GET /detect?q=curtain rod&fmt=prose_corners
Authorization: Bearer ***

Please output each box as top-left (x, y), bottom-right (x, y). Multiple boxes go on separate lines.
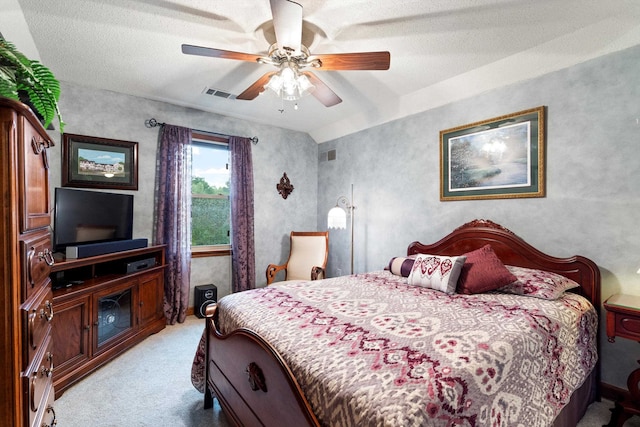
top-left (144, 118), bottom-right (258, 145)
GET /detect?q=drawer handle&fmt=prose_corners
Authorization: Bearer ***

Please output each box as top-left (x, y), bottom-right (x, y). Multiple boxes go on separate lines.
top-left (41, 352), bottom-right (54, 377)
top-left (29, 311), bottom-right (37, 349)
top-left (31, 137), bottom-right (51, 169)
top-left (28, 301), bottom-right (54, 349)
top-left (28, 246), bottom-right (36, 287)
top-left (30, 372), bottom-right (38, 412)
top-left (28, 248), bottom-right (54, 288)
top-left (31, 137), bottom-right (52, 154)
top-left (31, 353), bottom-right (55, 412)
top-left (40, 300), bottom-right (54, 322)
top-left (42, 405), bottom-right (57, 427)
top-left (39, 249), bottom-right (55, 267)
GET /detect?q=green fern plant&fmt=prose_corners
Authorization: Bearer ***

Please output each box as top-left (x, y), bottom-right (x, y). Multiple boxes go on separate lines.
top-left (0, 37), bottom-right (64, 131)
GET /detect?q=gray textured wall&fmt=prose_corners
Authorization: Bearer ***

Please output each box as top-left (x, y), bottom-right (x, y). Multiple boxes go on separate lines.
top-left (47, 82), bottom-right (319, 306)
top-left (317, 44), bottom-right (640, 390)
top-left (45, 42), bottom-right (639, 391)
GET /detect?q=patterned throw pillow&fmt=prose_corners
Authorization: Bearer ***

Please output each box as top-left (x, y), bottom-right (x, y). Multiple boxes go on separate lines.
top-left (387, 256), bottom-right (416, 277)
top-left (407, 254), bottom-right (466, 293)
top-left (456, 244), bottom-right (517, 294)
top-left (499, 265), bottom-right (580, 300)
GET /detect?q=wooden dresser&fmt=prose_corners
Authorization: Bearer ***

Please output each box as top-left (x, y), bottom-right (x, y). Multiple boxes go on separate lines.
top-left (0, 98), bottom-right (57, 427)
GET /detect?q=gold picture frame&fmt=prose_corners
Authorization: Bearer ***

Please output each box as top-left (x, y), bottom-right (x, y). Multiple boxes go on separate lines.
top-left (440, 106), bottom-right (545, 201)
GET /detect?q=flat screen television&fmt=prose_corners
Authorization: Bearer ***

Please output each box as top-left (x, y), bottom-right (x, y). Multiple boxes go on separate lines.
top-left (53, 187), bottom-right (134, 252)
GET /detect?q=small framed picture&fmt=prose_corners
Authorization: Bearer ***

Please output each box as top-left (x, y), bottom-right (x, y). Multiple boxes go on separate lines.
top-left (62, 133), bottom-right (138, 190)
top-left (440, 106), bottom-right (545, 201)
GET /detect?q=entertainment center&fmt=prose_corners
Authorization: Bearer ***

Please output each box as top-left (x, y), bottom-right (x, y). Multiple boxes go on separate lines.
top-left (50, 245), bottom-right (166, 397)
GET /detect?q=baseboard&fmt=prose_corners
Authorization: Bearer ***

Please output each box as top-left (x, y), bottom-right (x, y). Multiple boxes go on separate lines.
top-left (600, 381), bottom-right (628, 402)
top-left (186, 306), bottom-right (194, 316)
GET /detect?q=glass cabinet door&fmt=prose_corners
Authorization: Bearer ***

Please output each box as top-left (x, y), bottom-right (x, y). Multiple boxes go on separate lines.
top-left (93, 283), bottom-right (136, 351)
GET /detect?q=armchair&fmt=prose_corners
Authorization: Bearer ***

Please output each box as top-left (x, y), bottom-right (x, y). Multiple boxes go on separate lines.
top-left (266, 231), bottom-right (329, 285)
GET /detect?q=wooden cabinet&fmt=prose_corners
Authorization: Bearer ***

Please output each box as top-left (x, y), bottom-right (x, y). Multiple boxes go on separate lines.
top-left (138, 272), bottom-right (164, 329)
top-left (0, 98), bottom-right (56, 427)
top-left (604, 294), bottom-right (640, 426)
top-left (50, 246), bottom-right (166, 397)
top-left (19, 115), bottom-right (53, 231)
top-left (50, 294), bottom-right (91, 384)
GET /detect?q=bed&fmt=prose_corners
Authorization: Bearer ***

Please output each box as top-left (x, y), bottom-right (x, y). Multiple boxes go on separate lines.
top-left (191, 219), bottom-right (600, 427)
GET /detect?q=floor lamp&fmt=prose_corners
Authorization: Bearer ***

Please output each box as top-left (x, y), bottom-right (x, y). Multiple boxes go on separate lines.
top-left (327, 184), bottom-right (356, 275)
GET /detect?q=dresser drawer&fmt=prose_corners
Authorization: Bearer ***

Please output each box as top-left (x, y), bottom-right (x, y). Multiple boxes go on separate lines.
top-left (21, 232), bottom-right (54, 301)
top-left (34, 387), bottom-right (56, 427)
top-left (23, 335), bottom-right (54, 427)
top-left (22, 284), bottom-right (54, 369)
top-left (611, 311), bottom-right (640, 341)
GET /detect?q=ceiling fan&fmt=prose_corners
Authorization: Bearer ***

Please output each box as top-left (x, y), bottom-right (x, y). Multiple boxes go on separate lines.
top-left (181, 0), bottom-right (390, 107)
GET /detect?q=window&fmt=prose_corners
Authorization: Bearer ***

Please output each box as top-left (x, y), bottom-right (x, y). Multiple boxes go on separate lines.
top-left (191, 132), bottom-right (230, 256)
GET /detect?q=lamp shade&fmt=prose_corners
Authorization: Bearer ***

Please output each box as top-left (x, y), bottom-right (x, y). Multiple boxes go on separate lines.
top-left (327, 206), bottom-right (347, 229)
top-left (264, 64), bottom-right (315, 101)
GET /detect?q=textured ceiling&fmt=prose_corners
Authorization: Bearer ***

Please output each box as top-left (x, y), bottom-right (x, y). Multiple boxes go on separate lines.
top-left (2, 0), bottom-right (640, 142)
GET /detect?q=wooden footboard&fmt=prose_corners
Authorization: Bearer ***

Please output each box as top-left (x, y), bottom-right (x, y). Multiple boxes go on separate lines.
top-left (205, 305), bottom-right (320, 427)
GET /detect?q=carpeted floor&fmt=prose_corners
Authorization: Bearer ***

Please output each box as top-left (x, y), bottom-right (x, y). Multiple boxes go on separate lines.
top-left (54, 315), bottom-right (229, 427)
top-left (54, 315), bottom-right (639, 427)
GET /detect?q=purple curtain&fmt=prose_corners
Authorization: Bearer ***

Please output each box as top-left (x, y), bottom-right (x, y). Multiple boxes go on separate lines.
top-left (153, 124), bottom-right (192, 324)
top-left (229, 136), bottom-right (255, 292)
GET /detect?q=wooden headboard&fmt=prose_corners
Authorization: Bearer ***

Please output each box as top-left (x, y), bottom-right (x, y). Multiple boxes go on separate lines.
top-left (407, 219), bottom-right (601, 308)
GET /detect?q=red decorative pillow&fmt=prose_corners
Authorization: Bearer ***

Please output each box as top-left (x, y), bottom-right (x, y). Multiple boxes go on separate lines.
top-left (456, 244), bottom-right (517, 294)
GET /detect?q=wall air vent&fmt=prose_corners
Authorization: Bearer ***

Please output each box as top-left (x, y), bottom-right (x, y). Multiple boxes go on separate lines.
top-left (202, 87), bottom-right (236, 99)
top-left (318, 149), bottom-right (337, 163)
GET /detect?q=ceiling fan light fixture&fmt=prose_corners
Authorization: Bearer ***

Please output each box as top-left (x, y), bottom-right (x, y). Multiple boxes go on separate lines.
top-left (264, 63), bottom-right (314, 101)
top-left (297, 73), bottom-right (313, 92)
top-left (265, 73), bottom-right (283, 93)
top-left (281, 67), bottom-right (297, 97)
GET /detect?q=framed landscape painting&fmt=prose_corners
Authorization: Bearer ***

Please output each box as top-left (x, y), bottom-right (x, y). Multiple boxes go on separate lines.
top-left (62, 133), bottom-right (138, 190)
top-left (440, 106), bottom-right (545, 201)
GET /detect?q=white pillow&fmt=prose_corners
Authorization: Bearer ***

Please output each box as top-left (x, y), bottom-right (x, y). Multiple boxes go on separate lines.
top-left (407, 254), bottom-right (467, 294)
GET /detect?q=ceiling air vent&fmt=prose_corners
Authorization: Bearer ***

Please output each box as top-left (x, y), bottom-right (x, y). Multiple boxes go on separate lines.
top-left (202, 87), bottom-right (236, 99)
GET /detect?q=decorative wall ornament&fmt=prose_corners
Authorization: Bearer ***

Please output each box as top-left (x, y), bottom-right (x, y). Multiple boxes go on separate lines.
top-left (277, 172), bottom-right (294, 199)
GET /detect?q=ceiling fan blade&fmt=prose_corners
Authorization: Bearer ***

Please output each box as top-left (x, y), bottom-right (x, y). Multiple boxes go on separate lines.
top-left (270, 0), bottom-right (302, 54)
top-left (181, 44), bottom-right (263, 62)
top-left (312, 51), bottom-right (390, 70)
top-left (303, 72), bottom-right (342, 107)
top-left (236, 72), bottom-right (277, 100)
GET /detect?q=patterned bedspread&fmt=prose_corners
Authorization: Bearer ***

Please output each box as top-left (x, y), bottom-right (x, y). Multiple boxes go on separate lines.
top-left (191, 271), bottom-right (598, 427)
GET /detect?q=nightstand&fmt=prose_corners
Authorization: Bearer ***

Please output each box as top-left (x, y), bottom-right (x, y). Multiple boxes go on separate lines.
top-left (604, 293), bottom-right (640, 426)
